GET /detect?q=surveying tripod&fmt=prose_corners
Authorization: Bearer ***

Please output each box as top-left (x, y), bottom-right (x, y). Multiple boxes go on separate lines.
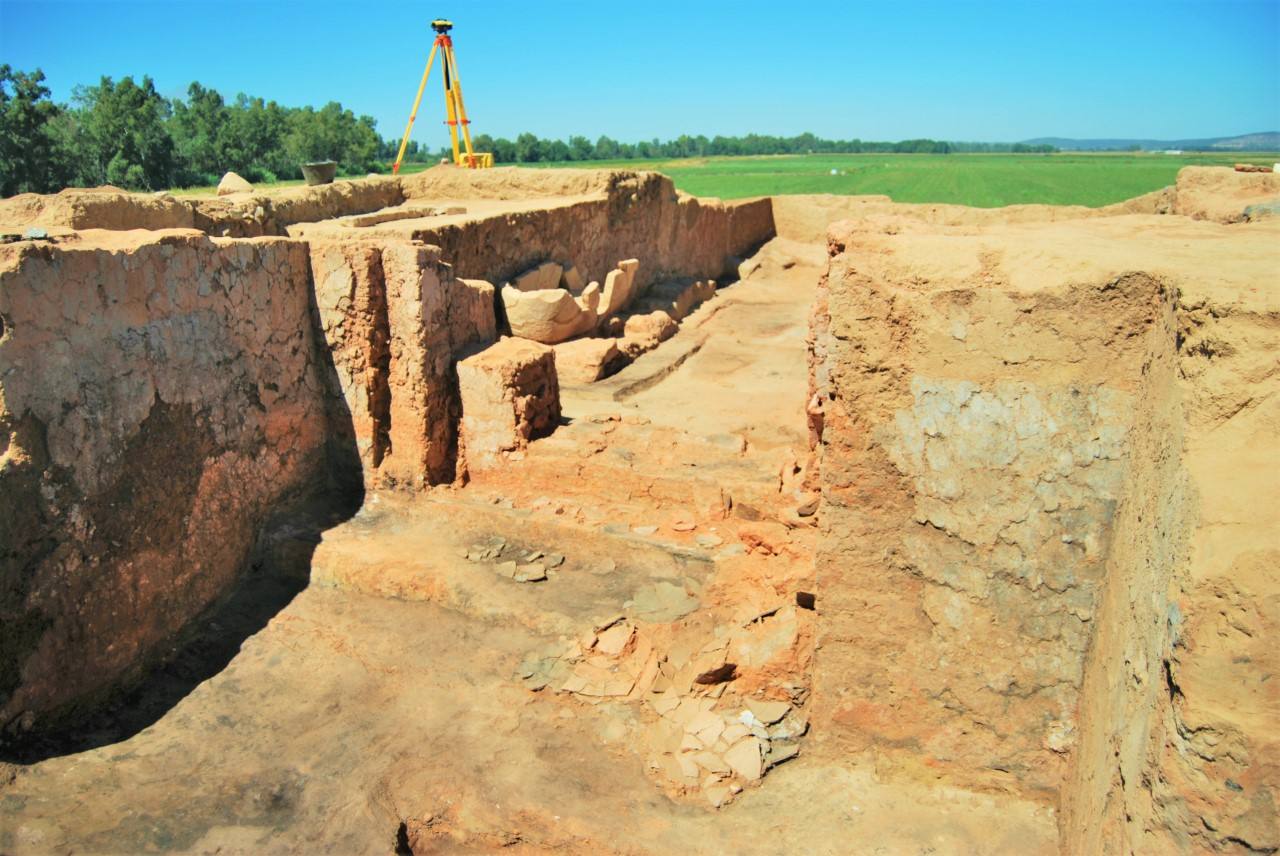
top-left (392, 19), bottom-right (493, 173)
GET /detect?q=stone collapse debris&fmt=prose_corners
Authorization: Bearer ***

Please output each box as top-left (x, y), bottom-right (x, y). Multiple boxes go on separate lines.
top-left (536, 608), bottom-right (809, 808)
top-left (500, 258), bottom-right (641, 344)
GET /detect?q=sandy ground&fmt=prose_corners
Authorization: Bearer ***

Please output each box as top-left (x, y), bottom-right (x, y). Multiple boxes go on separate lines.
top-left (0, 239), bottom-right (1057, 855)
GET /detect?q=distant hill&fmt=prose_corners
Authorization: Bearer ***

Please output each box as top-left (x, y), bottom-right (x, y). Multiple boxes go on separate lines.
top-left (1021, 132), bottom-right (1280, 152)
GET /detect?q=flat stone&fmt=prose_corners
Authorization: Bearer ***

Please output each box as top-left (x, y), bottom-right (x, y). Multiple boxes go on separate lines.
top-left (669, 698), bottom-right (703, 727)
top-left (744, 698), bottom-right (792, 726)
top-left (695, 719), bottom-right (726, 747)
top-left (495, 560), bottom-right (518, 578)
top-left (723, 737), bottom-right (764, 781)
top-left (630, 581), bottom-right (700, 621)
top-left (676, 754), bottom-right (701, 780)
top-left (651, 691), bottom-right (680, 717)
top-left (764, 742), bottom-right (800, 769)
top-left (684, 710), bottom-right (723, 739)
top-left (514, 563), bottom-right (547, 582)
top-left (691, 751), bottom-right (730, 775)
top-left (768, 715), bottom-right (809, 741)
top-left (695, 533), bottom-right (723, 548)
top-left (594, 623), bottom-right (633, 656)
top-left (544, 553), bottom-right (565, 568)
top-left (554, 337), bottom-right (622, 384)
top-left (594, 615), bottom-right (627, 633)
top-left (704, 784), bottom-right (732, 808)
top-left (632, 525), bottom-right (658, 536)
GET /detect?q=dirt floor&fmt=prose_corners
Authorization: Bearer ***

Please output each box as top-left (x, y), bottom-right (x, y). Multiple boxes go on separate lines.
top-left (0, 236), bottom-right (1056, 855)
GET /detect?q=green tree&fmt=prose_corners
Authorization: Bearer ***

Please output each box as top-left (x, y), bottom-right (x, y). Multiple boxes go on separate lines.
top-left (222, 94), bottom-right (292, 179)
top-left (285, 102), bottom-right (380, 174)
top-left (70, 75), bottom-right (176, 190)
top-left (0, 66), bottom-right (70, 195)
top-left (568, 135), bottom-right (593, 161)
top-left (168, 82), bottom-right (228, 184)
top-left (594, 135), bottom-right (619, 159)
top-left (514, 132), bottom-right (543, 163)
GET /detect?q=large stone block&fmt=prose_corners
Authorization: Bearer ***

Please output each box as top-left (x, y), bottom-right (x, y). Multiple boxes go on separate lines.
top-left (501, 281), bottom-right (599, 344)
top-left (553, 336), bottom-right (623, 384)
top-left (457, 338), bottom-right (560, 470)
top-left (511, 260), bottom-right (563, 292)
top-left (598, 258), bottom-right (640, 321)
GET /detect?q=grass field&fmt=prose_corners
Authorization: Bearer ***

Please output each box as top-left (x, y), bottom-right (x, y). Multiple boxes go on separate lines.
top-left (170, 152), bottom-right (1277, 208)
top-left (526, 151), bottom-right (1279, 207)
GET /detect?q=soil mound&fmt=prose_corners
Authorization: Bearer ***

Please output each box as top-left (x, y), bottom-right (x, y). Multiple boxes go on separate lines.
top-left (400, 164), bottom-right (664, 201)
top-left (1173, 165), bottom-right (1280, 222)
top-left (771, 187), bottom-right (1176, 243)
top-left (0, 185), bottom-right (195, 231)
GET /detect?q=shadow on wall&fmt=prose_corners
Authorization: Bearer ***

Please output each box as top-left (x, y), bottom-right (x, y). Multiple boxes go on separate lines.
top-left (0, 286), bottom-right (366, 765)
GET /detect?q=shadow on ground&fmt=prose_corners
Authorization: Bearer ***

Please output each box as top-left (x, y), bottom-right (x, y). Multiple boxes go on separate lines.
top-left (0, 286), bottom-right (367, 765)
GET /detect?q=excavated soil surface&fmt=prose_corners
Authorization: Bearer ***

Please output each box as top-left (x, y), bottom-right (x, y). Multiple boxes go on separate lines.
top-left (2, 165), bottom-right (1277, 855)
top-left (0, 239), bottom-right (1057, 855)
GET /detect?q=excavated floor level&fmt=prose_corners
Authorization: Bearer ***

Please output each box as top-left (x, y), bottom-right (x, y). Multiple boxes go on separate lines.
top-left (0, 238), bottom-right (1058, 855)
top-left (2, 165), bottom-right (1278, 855)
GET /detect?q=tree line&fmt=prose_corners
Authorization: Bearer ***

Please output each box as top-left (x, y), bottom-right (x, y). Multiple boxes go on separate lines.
top-left (468, 133), bottom-right (1055, 163)
top-left (0, 67), bottom-right (406, 195)
top-left (0, 66), bottom-right (1057, 197)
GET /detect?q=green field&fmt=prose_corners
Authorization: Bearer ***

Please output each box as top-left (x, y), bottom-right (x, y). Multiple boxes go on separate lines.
top-left (525, 152), bottom-right (1278, 207)
top-left (170, 152), bottom-right (1277, 208)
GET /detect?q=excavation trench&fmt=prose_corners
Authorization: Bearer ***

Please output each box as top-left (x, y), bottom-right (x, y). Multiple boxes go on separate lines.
top-left (0, 166), bottom-right (1276, 854)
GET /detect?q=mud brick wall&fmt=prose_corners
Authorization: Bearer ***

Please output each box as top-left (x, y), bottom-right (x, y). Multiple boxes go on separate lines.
top-left (0, 233), bottom-right (333, 737)
top-left (405, 174), bottom-right (776, 292)
top-left (1064, 272), bottom-right (1280, 854)
top-left (309, 240), bottom-right (496, 491)
top-left (809, 223), bottom-right (1164, 801)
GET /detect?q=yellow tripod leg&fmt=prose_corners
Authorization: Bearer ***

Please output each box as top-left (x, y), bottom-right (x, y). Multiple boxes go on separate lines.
top-left (393, 40), bottom-right (440, 174)
top-left (442, 44), bottom-right (462, 165)
top-left (444, 45), bottom-right (478, 167)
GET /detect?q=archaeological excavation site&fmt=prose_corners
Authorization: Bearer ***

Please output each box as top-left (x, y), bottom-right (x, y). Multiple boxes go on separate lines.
top-left (0, 164), bottom-right (1277, 855)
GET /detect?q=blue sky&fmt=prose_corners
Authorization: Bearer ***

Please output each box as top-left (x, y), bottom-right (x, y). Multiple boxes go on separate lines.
top-left (2, 0), bottom-right (1277, 144)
